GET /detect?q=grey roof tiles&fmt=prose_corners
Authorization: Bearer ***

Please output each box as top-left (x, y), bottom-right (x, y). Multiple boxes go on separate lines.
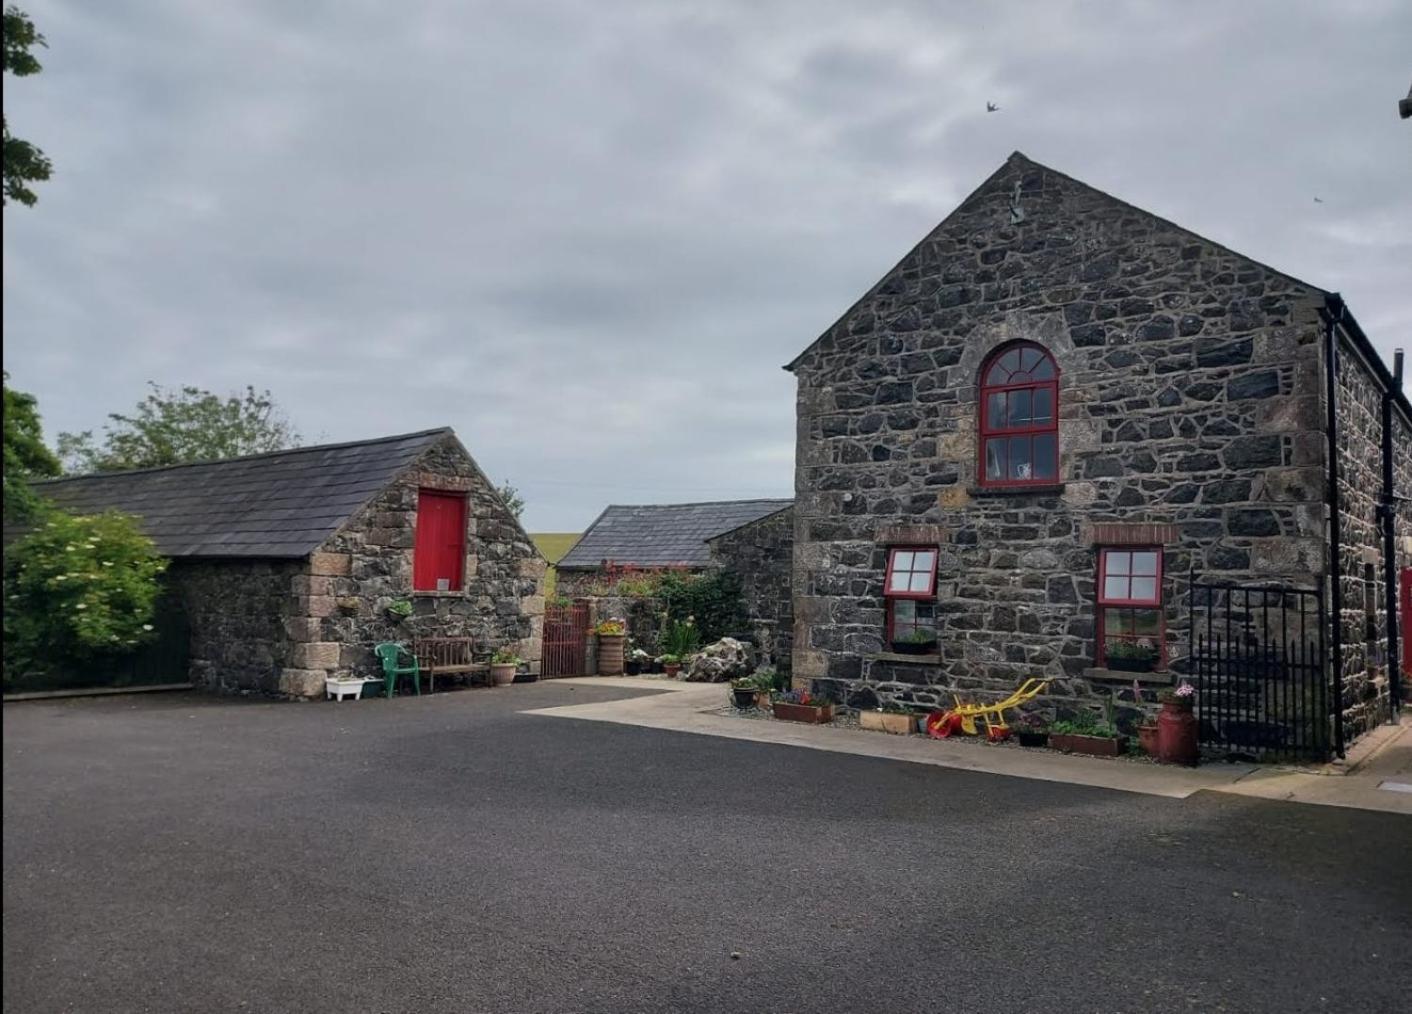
top-left (558, 499), bottom-right (793, 570)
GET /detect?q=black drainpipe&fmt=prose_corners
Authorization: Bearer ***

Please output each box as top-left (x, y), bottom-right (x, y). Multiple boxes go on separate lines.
top-left (1322, 295), bottom-right (1346, 759)
top-left (1382, 348), bottom-right (1405, 715)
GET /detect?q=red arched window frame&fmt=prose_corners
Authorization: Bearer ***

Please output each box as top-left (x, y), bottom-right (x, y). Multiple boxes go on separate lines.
top-left (978, 342), bottom-right (1060, 487)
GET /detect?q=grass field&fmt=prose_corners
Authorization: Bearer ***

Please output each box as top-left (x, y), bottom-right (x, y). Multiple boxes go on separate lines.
top-left (530, 533), bottom-right (581, 596)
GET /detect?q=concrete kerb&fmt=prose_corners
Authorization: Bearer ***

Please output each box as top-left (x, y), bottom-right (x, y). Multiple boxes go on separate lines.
top-left (520, 677), bottom-right (1262, 801)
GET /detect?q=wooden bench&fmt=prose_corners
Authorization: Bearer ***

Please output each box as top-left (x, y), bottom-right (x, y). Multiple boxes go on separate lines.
top-left (412, 637), bottom-right (489, 693)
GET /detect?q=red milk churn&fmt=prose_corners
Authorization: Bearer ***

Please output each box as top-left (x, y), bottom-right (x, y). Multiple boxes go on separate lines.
top-left (1157, 699), bottom-right (1198, 766)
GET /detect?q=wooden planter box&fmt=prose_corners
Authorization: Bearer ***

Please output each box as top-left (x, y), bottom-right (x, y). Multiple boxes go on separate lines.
top-left (772, 702), bottom-right (834, 724)
top-left (1049, 732), bottom-right (1126, 757)
top-left (859, 710), bottom-right (913, 735)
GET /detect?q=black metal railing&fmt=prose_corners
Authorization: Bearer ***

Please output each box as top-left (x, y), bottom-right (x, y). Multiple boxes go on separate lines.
top-left (1186, 578), bottom-right (1330, 762)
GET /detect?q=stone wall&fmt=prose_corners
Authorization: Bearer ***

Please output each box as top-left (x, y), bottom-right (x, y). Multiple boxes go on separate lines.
top-left (167, 558), bottom-right (303, 694)
top-left (1330, 331), bottom-right (1412, 740)
top-left (286, 433), bottom-right (545, 693)
top-left (707, 507), bottom-right (795, 673)
top-left (789, 153), bottom-right (1333, 728)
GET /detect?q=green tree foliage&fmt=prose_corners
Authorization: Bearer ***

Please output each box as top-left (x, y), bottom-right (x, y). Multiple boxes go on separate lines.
top-left (2, 371), bottom-right (61, 521)
top-left (653, 569), bottom-right (746, 644)
top-left (497, 479), bottom-right (526, 520)
top-left (3, 510), bottom-right (168, 679)
top-left (58, 383), bottom-right (300, 473)
top-left (3, 5), bottom-right (52, 207)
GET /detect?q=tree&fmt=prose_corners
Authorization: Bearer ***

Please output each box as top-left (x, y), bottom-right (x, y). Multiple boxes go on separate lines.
top-left (3, 5), bottom-right (52, 207)
top-left (58, 383), bottom-right (300, 473)
top-left (3, 371), bottom-right (61, 521)
top-left (497, 479), bottom-right (525, 520)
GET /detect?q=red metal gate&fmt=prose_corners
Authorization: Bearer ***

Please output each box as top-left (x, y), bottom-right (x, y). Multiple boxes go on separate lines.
top-left (543, 599), bottom-right (589, 677)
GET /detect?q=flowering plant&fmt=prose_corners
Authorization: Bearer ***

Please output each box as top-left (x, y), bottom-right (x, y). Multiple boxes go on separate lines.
top-left (595, 619), bottom-right (626, 637)
top-left (1159, 681), bottom-right (1196, 706)
top-left (772, 689), bottom-right (829, 708)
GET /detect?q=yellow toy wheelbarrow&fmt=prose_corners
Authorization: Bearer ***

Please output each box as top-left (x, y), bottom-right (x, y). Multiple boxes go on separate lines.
top-left (926, 677), bottom-right (1049, 742)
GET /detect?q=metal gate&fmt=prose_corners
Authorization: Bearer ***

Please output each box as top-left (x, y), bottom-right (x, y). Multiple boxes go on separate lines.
top-left (542, 599), bottom-right (589, 677)
top-left (1187, 578), bottom-right (1329, 762)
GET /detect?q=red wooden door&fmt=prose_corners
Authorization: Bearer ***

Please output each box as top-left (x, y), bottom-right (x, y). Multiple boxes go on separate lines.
top-left (413, 490), bottom-right (466, 592)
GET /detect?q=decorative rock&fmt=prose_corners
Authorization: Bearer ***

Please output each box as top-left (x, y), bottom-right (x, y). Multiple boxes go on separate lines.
top-left (683, 638), bottom-right (756, 683)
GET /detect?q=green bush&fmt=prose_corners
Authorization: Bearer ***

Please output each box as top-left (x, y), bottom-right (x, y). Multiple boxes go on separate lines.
top-left (654, 569), bottom-right (745, 643)
top-left (3, 509), bottom-right (167, 678)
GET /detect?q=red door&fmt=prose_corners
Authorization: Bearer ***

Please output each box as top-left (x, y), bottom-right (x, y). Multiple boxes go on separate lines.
top-left (412, 490), bottom-right (466, 592)
top-left (1402, 568), bottom-right (1411, 677)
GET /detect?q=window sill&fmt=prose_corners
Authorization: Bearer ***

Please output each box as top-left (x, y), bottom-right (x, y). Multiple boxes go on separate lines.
top-left (411, 589), bottom-right (470, 599)
top-left (867, 651), bottom-right (942, 664)
top-left (1082, 668), bottom-right (1172, 685)
top-left (966, 483), bottom-right (1066, 497)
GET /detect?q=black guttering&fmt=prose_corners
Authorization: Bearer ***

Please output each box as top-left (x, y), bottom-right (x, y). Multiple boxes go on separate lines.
top-left (1381, 348), bottom-right (1406, 712)
top-left (1320, 299), bottom-right (1347, 758)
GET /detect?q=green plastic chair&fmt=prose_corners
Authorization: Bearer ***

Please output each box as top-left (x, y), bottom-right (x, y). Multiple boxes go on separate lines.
top-left (373, 642), bottom-right (420, 698)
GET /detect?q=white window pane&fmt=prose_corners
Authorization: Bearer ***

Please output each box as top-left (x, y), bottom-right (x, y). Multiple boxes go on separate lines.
top-left (913, 550), bottom-right (936, 571)
top-left (888, 570), bottom-right (911, 593)
top-left (1106, 551), bottom-right (1131, 575)
top-left (1130, 577), bottom-right (1158, 601)
top-left (1131, 551), bottom-right (1159, 576)
top-left (892, 550), bottom-right (913, 571)
top-left (909, 571), bottom-right (932, 592)
top-left (1104, 575), bottom-right (1129, 600)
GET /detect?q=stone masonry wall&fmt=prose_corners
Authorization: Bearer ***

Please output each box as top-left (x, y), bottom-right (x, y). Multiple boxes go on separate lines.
top-left (278, 434), bottom-right (545, 695)
top-left (1330, 332), bottom-right (1412, 740)
top-left (167, 558), bottom-right (304, 694)
top-left (708, 507), bottom-right (795, 673)
top-left (790, 153), bottom-right (1332, 731)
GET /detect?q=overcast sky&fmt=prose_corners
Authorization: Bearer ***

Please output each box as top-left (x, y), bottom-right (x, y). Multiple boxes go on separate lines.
top-left (4, 1), bottom-right (1409, 531)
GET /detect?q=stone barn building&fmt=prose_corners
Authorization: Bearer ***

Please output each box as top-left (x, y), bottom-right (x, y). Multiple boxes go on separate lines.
top-left (787, 152), bottom-right (1410, 758)
top-left (31, 428), bottom-right (545, 697)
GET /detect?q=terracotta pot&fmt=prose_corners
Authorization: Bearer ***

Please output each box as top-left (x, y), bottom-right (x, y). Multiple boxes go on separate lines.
top-left (772, 702), bottom-right (833, 724)
top-left (1157, 700), bottom-right (1198, 765)
top-left (1049, 733), bottom-right (1126, 757)
top-left (664, 663), bottom-right (681, 678)
top-left (1137, 724), bottom-right (1160, 756)
top-left (597, 634), bottom-right (625, 676)
top-left (489, 663), bottom-right (517, 687)
top-left (754, 690), bottom-right (771, 709)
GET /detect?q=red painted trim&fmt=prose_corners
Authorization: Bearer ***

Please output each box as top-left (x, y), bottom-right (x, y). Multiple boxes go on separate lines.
top-left (976, 341), bottom-right (1060, 488)
top-left (883, 546), bottom-right (938, 600)
top-left (1095, 547), bottom-right (1166, 668)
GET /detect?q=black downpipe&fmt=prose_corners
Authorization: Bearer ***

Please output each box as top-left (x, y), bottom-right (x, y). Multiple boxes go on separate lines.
top-left (1383, 348), bottom-right (1405, 714)
top-left (1323, 298), bottom-right (1346, 759)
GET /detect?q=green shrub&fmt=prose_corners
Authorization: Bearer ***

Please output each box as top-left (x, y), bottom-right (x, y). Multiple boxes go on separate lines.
top-left (3, 509), bottom-right (167, 678)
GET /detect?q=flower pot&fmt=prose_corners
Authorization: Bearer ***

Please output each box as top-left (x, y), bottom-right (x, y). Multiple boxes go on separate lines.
top-left (987, 726), bottom-right (1012, 743)
top-left (771, 702), bottom-right (834, 724)
top-left (860, 710), bottom-right (913, 735)
top-left (890, 640), bottom-right (938, 656)
top-left (625, 660), bottom-right (643, 676)
top-left (1136, 723), bottom-right (1160, 756)
top-left (731, 687), bottom-right (757, 710)
top-left (325, 677), bottom-right (370, 702)
top-left (1049, 732), bottom-right (1126, 757)
top-left (489, 663), bottom-right (517, 687)
top-left (1104, 656), bottom-right (1157, 673)
top-left (1156, 700), bottom-right (1198, 766)
top-left (597, 634), bottom-right (625, 676)
top-left (664, 663), bottom-right (681, 678)
top-left (1016, 730), bottom-right (1049, 748)
top-left (754, 690), bottom-right (772, 709)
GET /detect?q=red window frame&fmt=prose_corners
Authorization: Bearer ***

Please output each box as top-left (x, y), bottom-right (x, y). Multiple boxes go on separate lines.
top-left (412, 489), bottom-right (467, 592)
top-left (978, 341), bottom-right (1060, 488)
top-left (884, 547), bottom-right (939, 645)
top-left (1096, 547), bottom-right (1165, 668)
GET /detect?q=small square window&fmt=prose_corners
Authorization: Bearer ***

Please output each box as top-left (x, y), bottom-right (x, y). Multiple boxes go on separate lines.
top-left (884, 546), bottom-right (938, 600)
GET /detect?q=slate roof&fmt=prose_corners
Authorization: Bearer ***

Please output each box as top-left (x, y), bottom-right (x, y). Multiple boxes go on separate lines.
top-left (21, 429), bottom-right (451, 559)
top-left (557, 499), bottom-right (794, 570)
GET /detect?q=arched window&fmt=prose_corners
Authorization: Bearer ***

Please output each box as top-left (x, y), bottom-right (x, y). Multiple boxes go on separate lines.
top-left (979, 342), bottom-right (1059, 486)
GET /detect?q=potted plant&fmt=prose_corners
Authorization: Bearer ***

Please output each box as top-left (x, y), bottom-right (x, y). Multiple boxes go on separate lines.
top-left (751, 670), bottom-right (783, 708)
top-left (385, 598), bottom-right (413, 623)
top-left (1155, 682), bottom-right (1198, 765)
top-left (625, 647), bottom-right (650, 676)
top-left (892, 628), bottom-right (939, 655)
top-left (596, 619), bottom-right (626, 675)
top-left (730, 676), bottom-right (758, 710)
top-left (660, 653), bottom-right (682, 678)
top-left (1015, 713), bottom-right (1050, 748)
top-left (859, 700), bottom-right (914, 735)
top-left (489, 647), bottom-right (521, 687)
top-left (1048, 710), bottom-right (1126, 757)
top-left (1104, 638), bottom-right (1160, 673)
top-left (770, 689), bottom-right (834, 724)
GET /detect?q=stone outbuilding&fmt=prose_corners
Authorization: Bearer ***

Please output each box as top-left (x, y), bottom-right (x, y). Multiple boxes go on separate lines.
top-left (787, 152), bottom-right (1410, 758)
top-left (32, 428), bottom-right (545, 696)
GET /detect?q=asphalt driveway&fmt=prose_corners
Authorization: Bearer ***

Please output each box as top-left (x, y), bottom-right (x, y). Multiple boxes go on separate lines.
top-left (4, 682), bottom-right (1409, 1013)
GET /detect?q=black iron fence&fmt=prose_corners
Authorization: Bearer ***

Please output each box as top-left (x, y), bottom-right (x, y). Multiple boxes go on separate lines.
top-left (1186, 578), bottom-right (1330, 762)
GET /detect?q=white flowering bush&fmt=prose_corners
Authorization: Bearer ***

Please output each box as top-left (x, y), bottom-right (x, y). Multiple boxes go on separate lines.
top-left (3, 509), bottom-right (167, 678)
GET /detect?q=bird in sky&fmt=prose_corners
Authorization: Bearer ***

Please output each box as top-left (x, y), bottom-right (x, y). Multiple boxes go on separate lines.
top-left (1314, 196), bottom-right (1324, 203)
top-left (986, 101), bottom-right (1000, 112)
